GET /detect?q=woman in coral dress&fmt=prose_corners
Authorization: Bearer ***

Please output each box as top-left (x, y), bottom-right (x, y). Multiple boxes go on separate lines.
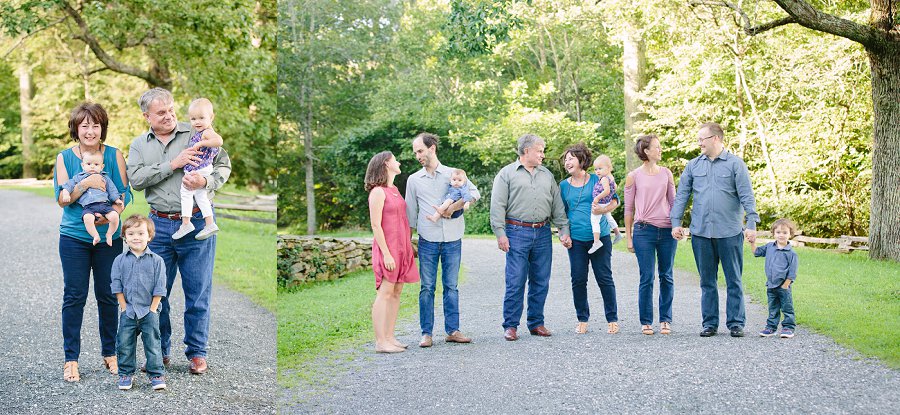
top-left (366, 151), bottom-right (419, 353)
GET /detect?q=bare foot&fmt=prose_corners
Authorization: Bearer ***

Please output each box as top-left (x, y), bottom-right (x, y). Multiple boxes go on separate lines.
top-left (374, 343), bottom-right (405, 354)
top-left (106, 235), bottom-right (114, 246)
top-left (390, 338), bottom-right (408, 349)
top-left (426, 214), bottom-right (440, 223)
top-left (92, 236), bottom-right (100, 246)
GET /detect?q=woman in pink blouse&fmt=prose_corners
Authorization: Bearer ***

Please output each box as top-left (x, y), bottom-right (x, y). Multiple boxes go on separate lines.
top-left (624, 134), bottom-right (677, 335)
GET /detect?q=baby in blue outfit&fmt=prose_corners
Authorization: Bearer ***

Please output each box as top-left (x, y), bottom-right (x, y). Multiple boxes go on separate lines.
top-left (426, 169), bottom-right (474, 222)
top-left (59, 150), bottom-right (123, 246)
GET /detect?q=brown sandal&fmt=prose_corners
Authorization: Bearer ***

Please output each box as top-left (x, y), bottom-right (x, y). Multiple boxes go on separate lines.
top-left (103, 356), bottom-right (118, 375)
top-left (660, 322), bottom-right (671, 335)
top-left (63, 361), bottom-right (80, 382)
top-left (641, 324), bottom-right (654, 335)
top-left (575, 322), bottom-right (588, 334)
top-left (607, 322), bottom-right (619, 334)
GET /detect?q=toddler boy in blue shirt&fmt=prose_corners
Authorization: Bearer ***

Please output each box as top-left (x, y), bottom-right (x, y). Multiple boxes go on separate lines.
top-left (59, 150), bottom-right (123, 246)
top-left (751, 218), bottom-right (800, 339)
top-left (111, 214), bottom-right (168, 390)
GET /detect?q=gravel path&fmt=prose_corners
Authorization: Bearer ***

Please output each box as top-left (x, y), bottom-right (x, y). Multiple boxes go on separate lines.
top-left (285, 237), bottom-right (898, 414)
top-left (0, 189), bottom-right (276, 414)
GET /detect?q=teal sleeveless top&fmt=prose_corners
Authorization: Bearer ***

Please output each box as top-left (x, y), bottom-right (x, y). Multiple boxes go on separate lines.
top-left (53, 145), bottom-right (132, 243)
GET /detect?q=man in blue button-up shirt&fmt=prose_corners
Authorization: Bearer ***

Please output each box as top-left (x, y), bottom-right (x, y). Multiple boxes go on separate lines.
top-left (670, 122), bottom-right (759, 338)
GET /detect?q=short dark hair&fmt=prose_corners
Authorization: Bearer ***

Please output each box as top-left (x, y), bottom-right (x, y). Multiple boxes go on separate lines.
top-left (364, 151), bottom-right (394, 192)
top-left (699, 122), bottom-right (724, 140)
top-left (122, 214), bottom-right (155, 240)
top-left (561, 142), bottom-right (593, 171)
top-left (68, 102), bottom-right (109, 143)
top-left (415, 132), bottom-right (440, 151)
top-left (634, 134), bottom-right (658, 162)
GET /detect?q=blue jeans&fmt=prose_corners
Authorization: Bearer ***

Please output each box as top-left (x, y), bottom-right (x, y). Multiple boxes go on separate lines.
top-left (632, 223), bottom-right (677, 325)
top-left (149, 211), bottom-right (216, 359)
top-left (502, 224), bottom-right (553, 330)
top-left (567, 237), bottom-right (617, 323)
top-left (59, 234), bottom-right (122, 361)
top-left (417, 238), bottom-right (462, 336)
top-left (766, 286), bottom-right (795, 330)
top-left (116, 310), bottom-right (164, 377)
top-left (691, 233), bottom-right (746, 329)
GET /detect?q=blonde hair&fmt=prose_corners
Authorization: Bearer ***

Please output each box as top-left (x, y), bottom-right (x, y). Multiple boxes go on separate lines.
top-left (594, 155), bottom-right (613, 171)
top-left (122, 214), bottom-right (155, 240)
top-left (771, 218), bottom-right (797, 238)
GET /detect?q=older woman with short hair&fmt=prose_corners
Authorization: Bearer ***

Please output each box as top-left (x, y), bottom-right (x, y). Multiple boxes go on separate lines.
top-left (559, 143), bottom-right (619, 335)
top-left (54, 102), bottom-right (131, 381)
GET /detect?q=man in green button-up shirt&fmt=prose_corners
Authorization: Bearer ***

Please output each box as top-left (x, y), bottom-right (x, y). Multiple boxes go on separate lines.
top-left (126, 88), bottom-right (231, 375)
top-left (491, 134), bottom-right (570, 341)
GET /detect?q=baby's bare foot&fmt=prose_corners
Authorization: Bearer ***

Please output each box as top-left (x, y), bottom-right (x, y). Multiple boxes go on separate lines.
top-left (92, 236), bottom-right (100, 246)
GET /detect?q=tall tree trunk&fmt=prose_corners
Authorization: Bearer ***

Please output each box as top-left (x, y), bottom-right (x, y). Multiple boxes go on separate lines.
top-left (622, 25), bottom-right (645, 172)
top-left (17, 63), bottom-right (35, 179)
top-left (866, 47), bottom-right (900, 260)
top-left (304, 14), bottom-right (317, 235)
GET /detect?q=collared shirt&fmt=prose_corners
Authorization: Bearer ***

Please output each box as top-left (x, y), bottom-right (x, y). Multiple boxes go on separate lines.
top-left (110, 248), bottom-right (167, 319)
top-left (754, 242), bottom-right (799, 288)
top-left (126, 122), bottom-right (232, 212)
top-left (670, 150), bottom-right (759, 238)
top-left (406, 163), bottom-right (481, 243)
top-left (63, 171), bottom-right (120, 206)
top-left (490, 160), bottom-right (569, 238)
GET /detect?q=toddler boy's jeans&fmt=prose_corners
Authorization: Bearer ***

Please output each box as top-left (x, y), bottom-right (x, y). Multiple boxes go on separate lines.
top-left (117, 310), bottom-right (165, 378)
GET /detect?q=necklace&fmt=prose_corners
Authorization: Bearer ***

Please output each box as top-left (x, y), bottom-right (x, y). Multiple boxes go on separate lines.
top-left (75, 142), bottom-right (102, 158)
top-left (567, 172), bottom-right (588, 212)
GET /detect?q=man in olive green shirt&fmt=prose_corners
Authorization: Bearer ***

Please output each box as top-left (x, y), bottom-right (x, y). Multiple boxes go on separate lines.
top-left (491, 134), bottom-right (570, 341)
top-left (126, 88), bottom-right (231, 375)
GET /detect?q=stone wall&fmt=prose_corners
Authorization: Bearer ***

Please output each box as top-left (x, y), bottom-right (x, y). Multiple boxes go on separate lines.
top-left (277, 236), bottom-right (372, 288)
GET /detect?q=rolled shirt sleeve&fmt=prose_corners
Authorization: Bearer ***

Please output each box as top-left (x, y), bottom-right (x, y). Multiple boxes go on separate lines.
top-left (490, 167), bottom-right (511, 238)
top-left (110, 255), bottom-right (124, 294)
top-left (405, 175), bottom-right (418, 230)
top-left (153, 256), bottom-right (168, 298)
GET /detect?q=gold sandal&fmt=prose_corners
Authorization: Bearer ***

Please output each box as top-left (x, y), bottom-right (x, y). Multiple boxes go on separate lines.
top-left (607, 322), bottom-right (619, 334)
top-left (575, 322), bottom-right (588, 334)
top-left (103, 356), bottom-right (118, 375)
top-left (660, 322), bottom-right (671, 335)
top-left (641, 324), bottom-right (654, 335)
top-left (63, 361), bottom-right (80, 382)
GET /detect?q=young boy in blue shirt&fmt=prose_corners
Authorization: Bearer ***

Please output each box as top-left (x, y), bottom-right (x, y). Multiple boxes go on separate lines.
top-left (111, 214), bottom-right (168, 390)
top-left (751, 218), bottom-right (800, 339)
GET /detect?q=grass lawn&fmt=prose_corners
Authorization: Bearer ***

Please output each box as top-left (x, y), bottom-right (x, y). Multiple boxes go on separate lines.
top-left (6, 184), bottom-right (275, 312)
top-left (617, 240), bottom-right (900, 368)
top-left (277, 268), bottom-right (420, 386)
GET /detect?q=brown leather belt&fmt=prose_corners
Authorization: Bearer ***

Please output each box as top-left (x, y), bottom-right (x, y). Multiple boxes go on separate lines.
top-left (505, 219), bottom-right (548, 228)
top-left (150, 207), bottom-right (201, 221)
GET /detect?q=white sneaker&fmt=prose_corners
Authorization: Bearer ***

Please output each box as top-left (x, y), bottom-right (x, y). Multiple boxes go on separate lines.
top-left (588, 240), bottom-right (604, 254)
top-left (612, 233), bottom-right (624, 244)
top-left (172, 222), bottom-right (195, 240)
top-left (195, 223), bottom-right (219, 240)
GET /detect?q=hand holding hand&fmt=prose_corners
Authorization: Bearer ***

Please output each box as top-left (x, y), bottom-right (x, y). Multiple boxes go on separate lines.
top-left (560, 235), bottom-right (572, 249)
top-left (497, 236), bottom-right (510, 252)
top-left (671, 227), bottom-right (685, 241)
top-left (745, 229), bottom-right (757, 244)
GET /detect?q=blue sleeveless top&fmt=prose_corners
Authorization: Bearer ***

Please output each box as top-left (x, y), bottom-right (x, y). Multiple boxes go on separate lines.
top-left (53, 145), bottom-right (132, 243)
top-left (560, 174), bottom-right (613, 242)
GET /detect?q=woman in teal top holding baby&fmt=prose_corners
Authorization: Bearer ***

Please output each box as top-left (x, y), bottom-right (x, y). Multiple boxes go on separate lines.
top-left (53, 102), bottom-right (132, 382)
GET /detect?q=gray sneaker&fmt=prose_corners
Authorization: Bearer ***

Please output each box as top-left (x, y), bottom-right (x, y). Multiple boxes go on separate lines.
top-left (612, 233), bottom-right (624, 244)
top-left (195, 223), bottom-right (219, 240)
top-left (172, 222), bottom-right (195, 240)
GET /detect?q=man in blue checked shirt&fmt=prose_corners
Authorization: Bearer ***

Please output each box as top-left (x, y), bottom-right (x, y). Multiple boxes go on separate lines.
top-left (670, 122), bottom-right (759, 339)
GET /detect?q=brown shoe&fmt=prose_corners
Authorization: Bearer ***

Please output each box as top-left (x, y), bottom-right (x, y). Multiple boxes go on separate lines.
top-left (445, 331), bottom-right (472, 343)
top-left (189, 357), bottom-right (208, 375)
top-left (504, 327), bottom-right (518, 341)
top-left (529, 326), bottom-right (552, 337)
top-left (419, 334), bottom-right (433, 348)
top-left (140, 355), bottom-right (170, 373)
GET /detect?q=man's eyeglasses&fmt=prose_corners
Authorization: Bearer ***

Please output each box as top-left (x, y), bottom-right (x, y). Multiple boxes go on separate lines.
top-left (697, 135), bottom-right (717, 143)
